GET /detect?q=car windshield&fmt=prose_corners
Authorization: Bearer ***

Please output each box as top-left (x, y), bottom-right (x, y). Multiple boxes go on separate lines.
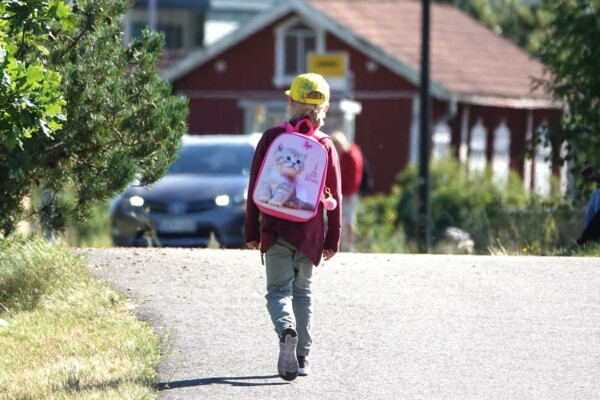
top-left (168, 142), bottom-right (255, 176)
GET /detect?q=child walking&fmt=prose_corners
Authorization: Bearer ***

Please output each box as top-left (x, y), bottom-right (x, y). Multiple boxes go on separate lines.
top-left (245, 73), bottom-right (342, 381)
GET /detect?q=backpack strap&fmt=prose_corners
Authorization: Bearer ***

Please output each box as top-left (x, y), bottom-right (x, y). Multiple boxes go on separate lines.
top-left (313, 129), bottom-right (329, 142)
top-left (278, 120), bottom-right (330, 144)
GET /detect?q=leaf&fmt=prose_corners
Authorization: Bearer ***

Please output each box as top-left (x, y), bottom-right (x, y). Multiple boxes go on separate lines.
top-left (26, 65), bottom-right (44, 87)
top-left (48, 119), bottom-right (63, 131)
top-left (55, 1), bottom-right (72, 19)
top-left (45, 102), bottom-right (63, 116)
top-left (60, 16), bottom-right (76, 31)
top-left (35, 43), bottom-right (49, 56)
top-left (5, 134), bottom-right (18, 150)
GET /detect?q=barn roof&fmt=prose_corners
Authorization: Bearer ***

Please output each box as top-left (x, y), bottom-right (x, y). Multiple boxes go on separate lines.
top-left (162, 0), bottom-right (558, 108)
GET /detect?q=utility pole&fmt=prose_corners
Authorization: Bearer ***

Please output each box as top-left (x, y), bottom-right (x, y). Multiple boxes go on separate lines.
top-left (148, 0), bottom-right (157, 31)
top-left (418, 0), bottom-right (432, 252)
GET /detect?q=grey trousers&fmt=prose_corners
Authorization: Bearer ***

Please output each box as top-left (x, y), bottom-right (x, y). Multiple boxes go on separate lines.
top-left (264, 238), bottom-right (314, 357)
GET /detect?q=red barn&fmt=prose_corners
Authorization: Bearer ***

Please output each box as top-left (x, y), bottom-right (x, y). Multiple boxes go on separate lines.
top-left (162, 0), bottom-right (562, 194)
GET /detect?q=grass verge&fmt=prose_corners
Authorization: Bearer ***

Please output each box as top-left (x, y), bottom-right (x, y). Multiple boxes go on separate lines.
top-left (553, 242), bottom-right (600, 257)
top-left (0, 238), bottom-right (160, 399)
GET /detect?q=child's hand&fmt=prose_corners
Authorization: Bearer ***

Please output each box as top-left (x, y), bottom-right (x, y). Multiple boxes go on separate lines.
top-left (246, 241), bottom-right (260, 249)
top-left (322, 249), bottom-right (336, 261)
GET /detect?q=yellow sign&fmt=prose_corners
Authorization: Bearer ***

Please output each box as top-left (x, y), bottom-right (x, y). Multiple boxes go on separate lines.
top-left (308, 53), bottom-right (347, 77)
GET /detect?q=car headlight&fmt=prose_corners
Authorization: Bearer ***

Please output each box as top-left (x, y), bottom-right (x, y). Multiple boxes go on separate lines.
top-left (129, 195), bottom-right (145, 207)
top-left (215, 194), bottom-right (230, 207)
top-left (215, 192), bottom-right (247, 207)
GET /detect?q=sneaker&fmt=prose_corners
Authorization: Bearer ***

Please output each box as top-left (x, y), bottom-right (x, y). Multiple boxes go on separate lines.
top-left (278, 328), bottom-right (299, 381)
top-left (297, 355), bottom-right (310, 376)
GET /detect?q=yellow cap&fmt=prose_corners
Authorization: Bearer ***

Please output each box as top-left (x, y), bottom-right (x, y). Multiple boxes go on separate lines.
top-left (285, 73), bottom-right (330, 105)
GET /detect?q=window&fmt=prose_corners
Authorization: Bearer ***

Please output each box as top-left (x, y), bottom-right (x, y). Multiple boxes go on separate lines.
top-left (128, 8), bottom-right (204, 50)
top-left (469, 119), bottom-right (487, 176)
top-left (132, 22), bottom-right (183, 49)
top-left (239, 101), bottom-right (346, 136)
top-left (523, 110), bottom-right (534, 190)
top-left (284, 23), bottom-right (316, 75)
top-left (534, 123), bottom-right (552, 196)
top-left (250, 103), bottom-right (288, 134)
top-left (274, 17), bottom-right (324, 87)
top-left (432, 122), bottom-right (451, 160)
top-left (492, 120), bottom-right (511, 186)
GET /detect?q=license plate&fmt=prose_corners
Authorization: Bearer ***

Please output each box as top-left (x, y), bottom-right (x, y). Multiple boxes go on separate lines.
top-left (157, 219), bottom-right (197, 233)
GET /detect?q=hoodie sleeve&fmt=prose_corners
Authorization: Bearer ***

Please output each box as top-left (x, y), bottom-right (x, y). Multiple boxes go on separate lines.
top-left (244, 133), bottom-right (268, 244)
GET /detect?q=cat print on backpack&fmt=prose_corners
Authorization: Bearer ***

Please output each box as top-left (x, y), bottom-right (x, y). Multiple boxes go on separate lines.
top-left (254, 142), bottom-right (313, 211)
top-left (252, 120), bottom-right (329, 222)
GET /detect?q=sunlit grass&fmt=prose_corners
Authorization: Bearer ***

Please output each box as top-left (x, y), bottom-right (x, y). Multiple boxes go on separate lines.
top-left (485, 239), bottom-right (600, 256)
top-left (0, 238), bottom-right (160, 399)
top-left (553, 242), bottom-right (600, 257)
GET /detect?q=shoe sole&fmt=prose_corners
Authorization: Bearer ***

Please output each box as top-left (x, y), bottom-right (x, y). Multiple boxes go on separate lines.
top-left (278, 333), bottom-right (299, 381)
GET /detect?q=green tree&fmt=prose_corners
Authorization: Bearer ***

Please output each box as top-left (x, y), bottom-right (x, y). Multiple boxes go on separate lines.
top-left (0, 0), bottom-right (188, 235)
top-left (0, 0), bottom-right (74, 149)
top-left (439, 0), bottom-right (552, 55)
top-left (536, 0), bottom-right (600, 198)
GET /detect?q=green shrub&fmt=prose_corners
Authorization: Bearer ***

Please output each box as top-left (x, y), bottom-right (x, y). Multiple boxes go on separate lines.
top-left (63, 199), bottom-right (112, 247)
top-left (395, 159), bottom-right (526, 252)
top-left (356, 192), bottom-right (408, 253)
top-left (357, 158), bottom-right (585, 254)
top-left (26, 188), bottom-right (112, 247)
top-left (490, 197), bottom-right (585, 254)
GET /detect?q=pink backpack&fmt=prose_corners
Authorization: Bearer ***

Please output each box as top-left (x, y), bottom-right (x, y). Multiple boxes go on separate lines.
top-left (252, 120), bottom-right (329, 222)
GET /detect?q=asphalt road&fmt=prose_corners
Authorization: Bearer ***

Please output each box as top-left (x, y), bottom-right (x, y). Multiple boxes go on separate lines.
top-left (85, 248), bottom-right (600, 400)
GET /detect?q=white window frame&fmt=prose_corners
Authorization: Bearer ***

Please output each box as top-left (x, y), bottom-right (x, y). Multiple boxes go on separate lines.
top-left (534, 121), bottom-right (552, 196)
top-left (239, 100), bottom-right (289, 134)
top-left (458, 105), bottom-right (470, 163)
top-left (492, 119), bottom-right (511, 186)
top-left (432, 122), bottom-right (452, 160)
top-left (524, 110), bottom-right (534, 190)
top-left (469, 118), bottom-right (488, 176)
top-left (238, 99), bottom-right (351, 135)
top-left (273, 16), bottom-right (325, 88)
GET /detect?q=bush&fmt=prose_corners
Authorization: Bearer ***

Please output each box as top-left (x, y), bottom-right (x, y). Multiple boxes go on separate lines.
top-left (395, 159), bottom-right (528, 252)
top-left (356, 192), bottom-right (408, 253)
top-left (490, 198), bottom-right (584, 254)
top-left (63, 198), bottom-right (112, 247)
top-left (23, 188), bottom-right (112, 247)
top-left (357, 158), bottom-right (585, 254)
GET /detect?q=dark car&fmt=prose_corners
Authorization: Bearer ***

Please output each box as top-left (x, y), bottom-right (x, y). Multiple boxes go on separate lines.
top-left (109, 134), bottom-right (261, 248)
